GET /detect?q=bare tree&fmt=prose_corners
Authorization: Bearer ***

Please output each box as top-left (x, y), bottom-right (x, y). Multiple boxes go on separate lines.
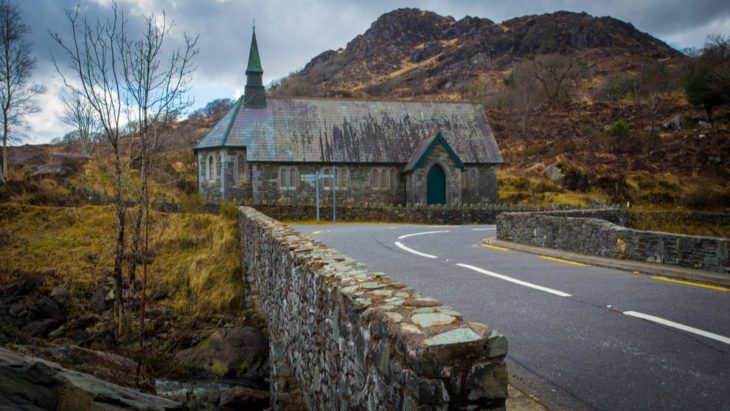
top-left (60, 90), bottom-right (98, 155)
top-left (50, 5), bottom-right (129, 333)
top-left (118, 12), bottom-right (197, 383)
top-left (0, 0), bottom-right (44, 182)
top-left (504, 60), bottom-right (545, 137)
top-left (634, 62), bottom-right (673, 136)
top-left (531, 54), bottom-right (588, 102)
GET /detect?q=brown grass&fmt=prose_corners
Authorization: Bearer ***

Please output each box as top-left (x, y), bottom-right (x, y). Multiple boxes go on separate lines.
top-left (0, 204), bottom-right (241, 315)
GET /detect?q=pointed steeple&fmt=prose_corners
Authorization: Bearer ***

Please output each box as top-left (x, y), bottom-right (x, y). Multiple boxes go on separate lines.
top-left (244, 25), bottom-right (266, 108)
top-left (246, 28), bottom-right (263, 74)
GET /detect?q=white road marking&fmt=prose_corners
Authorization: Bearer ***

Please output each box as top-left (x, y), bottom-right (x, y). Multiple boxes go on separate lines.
top-left (623, 311), bottom-right (730, 346)
top-left (456, 263), bottom-right (573, 297)
top-left (394, 241), bottom-right (437, 259)
top-left (397, 230), bottom-right (450, 240)
top-left (472, 228), bottom-right (494, 231)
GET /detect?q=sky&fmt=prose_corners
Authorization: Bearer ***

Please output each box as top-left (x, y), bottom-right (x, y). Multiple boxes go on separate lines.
top-left (14, 0), bottom-right (730, 144)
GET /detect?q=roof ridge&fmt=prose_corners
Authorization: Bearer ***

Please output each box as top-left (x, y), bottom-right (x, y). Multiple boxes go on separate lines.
top-left (267, 96), bottom-right (480, 106)
top-left (220, 96), bottom-right (244, 147)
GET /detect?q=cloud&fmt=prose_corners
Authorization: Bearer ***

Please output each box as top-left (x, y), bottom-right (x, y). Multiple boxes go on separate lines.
top-left (15, 0), bottom-right (730, 144)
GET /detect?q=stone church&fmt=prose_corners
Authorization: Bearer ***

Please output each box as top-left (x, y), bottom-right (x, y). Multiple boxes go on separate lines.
top-left (194, 29), bottom-right (503, 206)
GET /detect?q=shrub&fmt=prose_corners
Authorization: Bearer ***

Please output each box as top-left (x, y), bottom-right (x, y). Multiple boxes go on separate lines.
top-left (606, 119), bottom-right (630, 136)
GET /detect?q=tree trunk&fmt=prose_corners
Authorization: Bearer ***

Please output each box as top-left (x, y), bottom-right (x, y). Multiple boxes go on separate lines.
top-left (112, 148), bottom-right (126, 336)
top-left (704, 103), bottom-right (713, 123)
top-left (128, 204), bottom-right (143, 287)
top-left (2, 110), bottom-right (8, 180)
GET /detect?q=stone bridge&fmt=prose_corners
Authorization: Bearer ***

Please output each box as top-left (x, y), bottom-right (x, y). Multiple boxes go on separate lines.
top-left (238, 207), bottom-right (508, 410)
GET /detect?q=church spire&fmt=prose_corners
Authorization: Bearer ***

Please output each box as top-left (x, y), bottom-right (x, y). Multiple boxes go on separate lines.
top-left (244, 25), bottom-right (266, 108)
top-left (246, 25), bottom-right (263, 75)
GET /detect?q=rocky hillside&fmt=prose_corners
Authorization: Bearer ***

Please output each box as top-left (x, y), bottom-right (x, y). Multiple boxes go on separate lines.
top-left (271, 8), bottom-right (680, 98)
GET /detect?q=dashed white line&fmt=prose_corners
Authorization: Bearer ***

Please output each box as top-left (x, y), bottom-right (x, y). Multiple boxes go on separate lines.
top-left (397, 230), bottom-right (450, 240)
top-left (456, 263), bottom-right (573, 297)
top-left (394, 241), bottom-right (438, 259)
top-left (623, 311), bottom-right (730, 346)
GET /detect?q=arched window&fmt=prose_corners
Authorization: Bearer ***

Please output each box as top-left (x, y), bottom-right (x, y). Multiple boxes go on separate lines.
top-left (338, 167), bottom-right (349, 190)
top-left (207, 154), bottom-right (216, 182)
top-left (289, 167), bottom-right (298, 189)
top-left (279, 166), bottom-right (299, 191)
top-left (237, 154), bottom-right (245, 183)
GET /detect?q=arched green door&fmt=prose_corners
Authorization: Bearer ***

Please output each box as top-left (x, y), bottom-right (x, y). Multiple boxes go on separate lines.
top-left (426, 164), bottom-right (446, 205)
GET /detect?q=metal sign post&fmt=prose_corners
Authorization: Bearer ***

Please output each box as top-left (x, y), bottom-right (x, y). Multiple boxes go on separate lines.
top-left (302, 172), bottom-right (335, 223)
top-left (315, 171), bottom-right (320, 222)
top-left (332, 168), bottom-right (336, 223)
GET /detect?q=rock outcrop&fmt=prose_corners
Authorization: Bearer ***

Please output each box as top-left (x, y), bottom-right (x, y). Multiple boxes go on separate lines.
top-left (0, 347), bottom-right (183, 411)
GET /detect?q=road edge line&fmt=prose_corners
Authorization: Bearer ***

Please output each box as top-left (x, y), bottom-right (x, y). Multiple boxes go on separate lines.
top-left (482, 237), bottom-right (730, 288)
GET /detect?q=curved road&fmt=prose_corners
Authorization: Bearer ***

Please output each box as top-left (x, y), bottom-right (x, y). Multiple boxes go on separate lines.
top-left (292, 223), bottom-right (730, 411)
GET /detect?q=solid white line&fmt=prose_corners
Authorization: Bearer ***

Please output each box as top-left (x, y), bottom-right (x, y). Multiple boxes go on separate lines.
top-left (397, 230), bottom-right (450, 240)
top-left (394, 241), bottom-right (437, 259)
top-left (456, 263), bottom-right (572, 297)
top-left (623, 311), bottom-right (730, 346)
top-left (472, 228), bottom-right (494, 231)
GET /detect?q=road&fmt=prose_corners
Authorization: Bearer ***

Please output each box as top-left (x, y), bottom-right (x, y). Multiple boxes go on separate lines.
top-left (292, 223), bottom-right (730, 411)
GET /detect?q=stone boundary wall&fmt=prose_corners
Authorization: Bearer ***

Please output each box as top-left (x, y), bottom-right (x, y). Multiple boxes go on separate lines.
top-left (239, 207), bottom-right (508, 410)
top-left (497, 209), bottom-right (729, 273)
top-left (253, 203), bottom-right (573, 225)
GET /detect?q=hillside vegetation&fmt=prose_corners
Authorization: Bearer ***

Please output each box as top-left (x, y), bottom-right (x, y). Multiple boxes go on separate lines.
top-left (269, 9), bottom-right (729, 211)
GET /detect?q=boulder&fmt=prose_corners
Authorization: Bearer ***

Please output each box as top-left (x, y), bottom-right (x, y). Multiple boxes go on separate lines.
top-left (32, 296), bottom-right (64, 320)
top-left (544, 164), bottom-right (565, 182)
top-left (21, 318), bottom-right (63, 338)
top-left (0, 347), bottom-right (183, 410)
top-left (89, 286), bottom-right (110, 313)
top-left (50, 285), bottom-right (69, 305)
top-left (698, 120), bottom-right (712, 129)
top-left (218, 386), bottom-right (269, 410)
top-left (663, 114), bottom-right (684, 130)
top-left (23, 345), bottom-right (156, 392)
top-left (175, 326), bottom-right (269, 382)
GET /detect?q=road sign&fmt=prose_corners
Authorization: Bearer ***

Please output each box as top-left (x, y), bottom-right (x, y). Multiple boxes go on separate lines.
top-left (301, 173), bottom-right (333, 182)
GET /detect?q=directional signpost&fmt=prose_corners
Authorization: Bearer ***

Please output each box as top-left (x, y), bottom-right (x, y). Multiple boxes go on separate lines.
top-left (301, 170), bottom-right (337, 222)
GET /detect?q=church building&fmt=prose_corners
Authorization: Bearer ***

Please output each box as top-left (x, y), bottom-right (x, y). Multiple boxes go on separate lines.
top-left (193, 29), bottom-right (503, 206)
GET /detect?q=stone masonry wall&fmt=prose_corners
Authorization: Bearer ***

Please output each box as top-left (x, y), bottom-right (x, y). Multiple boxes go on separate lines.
top-left (254, 203), bottom-right (563, 225)
top-left (497, 209), bottom-right (730, 274)
top-left (239, 207), bottom-right (508, 410)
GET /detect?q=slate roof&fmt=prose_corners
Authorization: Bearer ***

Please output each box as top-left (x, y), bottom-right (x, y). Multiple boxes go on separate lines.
top-left (193, 97), bottom-right (503, 165)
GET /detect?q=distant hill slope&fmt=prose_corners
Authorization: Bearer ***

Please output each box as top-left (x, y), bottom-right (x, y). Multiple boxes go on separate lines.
top-left (270, 8), bottom-right (681, 99)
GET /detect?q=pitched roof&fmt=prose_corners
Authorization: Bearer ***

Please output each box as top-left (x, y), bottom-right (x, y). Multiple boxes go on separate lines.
top-left (403, 133), bottom-right (465, 172)
top-left (193, 97), bottom-right (503, 165)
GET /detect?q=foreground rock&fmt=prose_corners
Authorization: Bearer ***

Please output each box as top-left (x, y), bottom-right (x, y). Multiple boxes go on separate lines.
top-left (0, 347), bottom-right (183, 410)
top-left (175, 326), bottom-right (269, 382)
top-left (20, 344), bottom-right (155, 392)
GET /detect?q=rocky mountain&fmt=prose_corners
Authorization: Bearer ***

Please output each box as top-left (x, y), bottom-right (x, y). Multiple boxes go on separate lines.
top-left (271, 8), bottom-right (681, 98)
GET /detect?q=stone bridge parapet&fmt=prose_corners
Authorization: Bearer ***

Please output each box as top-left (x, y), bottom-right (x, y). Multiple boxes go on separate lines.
top-left (239, 206), bottom-right (508, 410)
top-left (497, 209), bottom-right (729, 273)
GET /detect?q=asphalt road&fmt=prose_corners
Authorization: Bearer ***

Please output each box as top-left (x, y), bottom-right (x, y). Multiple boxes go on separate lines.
top-left (292, 223), bottom-right (730, 411)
